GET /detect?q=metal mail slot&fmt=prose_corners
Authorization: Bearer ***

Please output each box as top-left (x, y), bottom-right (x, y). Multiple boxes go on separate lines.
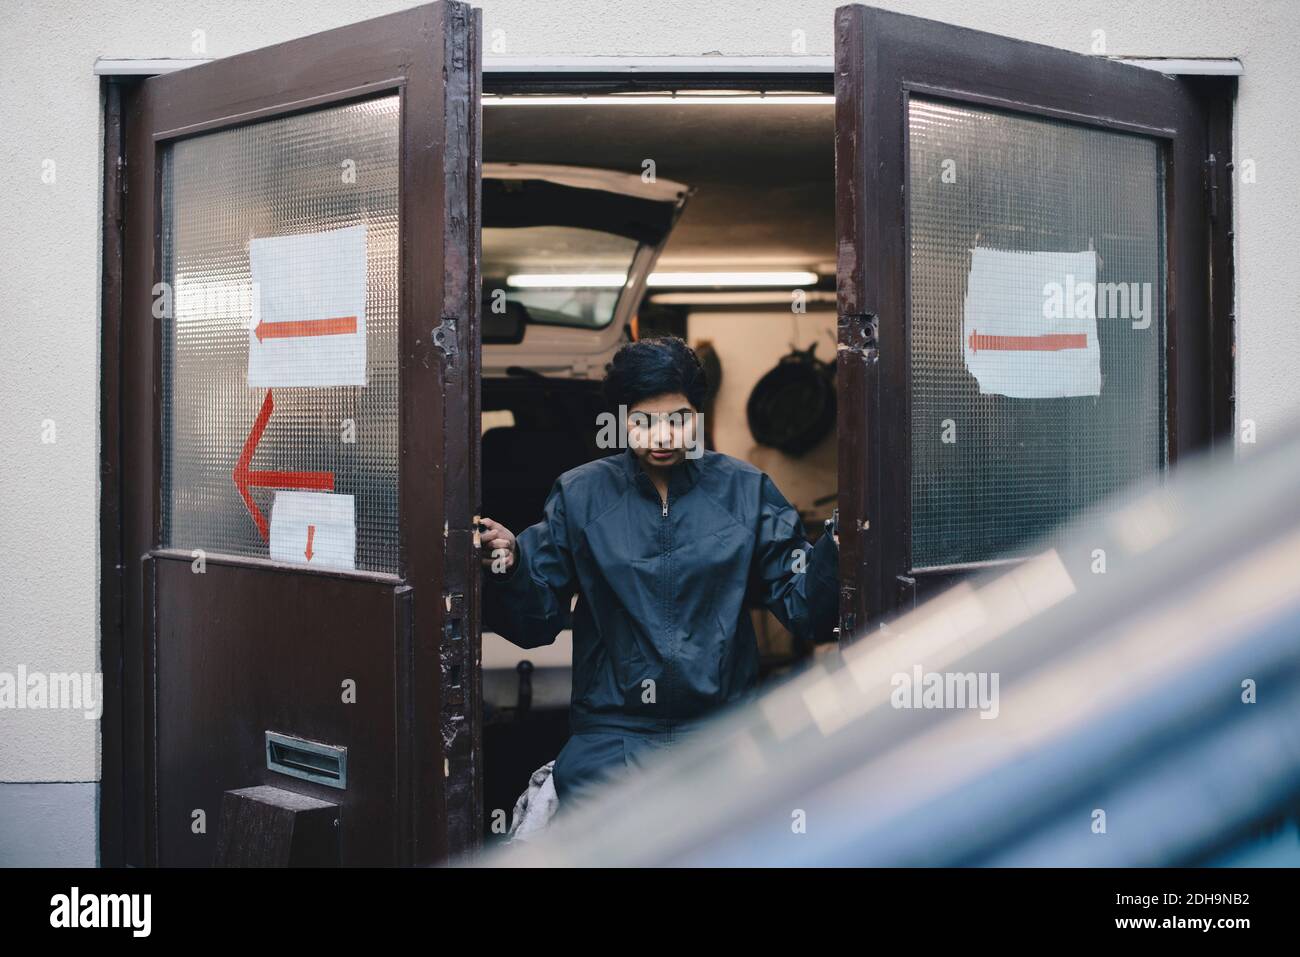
top-left (265, 731), bottom-right (348, 790)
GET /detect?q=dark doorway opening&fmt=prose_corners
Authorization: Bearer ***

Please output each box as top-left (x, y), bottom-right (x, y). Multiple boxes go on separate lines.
top-left (475, 75), bottom-right (840, 845)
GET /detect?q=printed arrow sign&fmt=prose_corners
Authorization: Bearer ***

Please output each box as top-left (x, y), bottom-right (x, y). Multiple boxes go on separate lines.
top-left (233, 389), bottom-right (335, 540)
top-left (967, 331), bottom-right (1088, 353)
top-left (254, 315), bottom-right (358, 343)
top-left (962, 248), bottom-right (1101, 398)
top-left (269, 493), bottom-right (355, 571)
top-left (247, 225), bottom-right (367, 387)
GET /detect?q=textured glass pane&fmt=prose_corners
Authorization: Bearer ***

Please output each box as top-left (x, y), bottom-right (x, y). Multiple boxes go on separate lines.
top-left (161, 96), bottom-right (400, 574)
top-left (908, 97), bottom-right (1166, 569)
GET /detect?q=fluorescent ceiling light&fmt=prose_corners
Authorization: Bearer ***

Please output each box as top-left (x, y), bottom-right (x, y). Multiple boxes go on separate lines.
top-left (485, 95), bottom-right (835, 107)
top-left (507, 273), bottom-right (627, 288)
top-left (649, 271), bottom-right (819, 287)
top-left (650, 291), bottom-right (837, 305)
top-left (507, 271), bottom-right (820, 288)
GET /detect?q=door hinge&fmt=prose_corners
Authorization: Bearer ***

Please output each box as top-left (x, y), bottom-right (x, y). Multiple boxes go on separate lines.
top-left (432, 317), bottom-right (459, 360)
top-left (113, 156), bottom-right (127, 226)
top-left (838, 313), bottom-right (879, 357)
top-left (836, 583), bottom-right (856, 644)
top-left (440, 591), bottom-right (469, 754)
top-left (1204, 153), bottom-right (1219, 221)
top-left (836, 610), bottom-right (855, 644)
top-left (896, 574), bottom-right (917, 612)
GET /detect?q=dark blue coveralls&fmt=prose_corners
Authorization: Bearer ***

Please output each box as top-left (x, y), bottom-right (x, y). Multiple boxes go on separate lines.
top-left (483, 446), bottom-right (839, 807)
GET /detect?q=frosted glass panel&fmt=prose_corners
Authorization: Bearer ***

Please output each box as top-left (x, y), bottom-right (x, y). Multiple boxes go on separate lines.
top-left (161, 96), bottom-right (401, 574)
top-left (908, 97), bottom-right (1166, 569)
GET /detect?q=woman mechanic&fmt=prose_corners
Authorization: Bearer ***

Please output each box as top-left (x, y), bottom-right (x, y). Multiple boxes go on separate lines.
top-left (480, 336), bottom-right (839, 808)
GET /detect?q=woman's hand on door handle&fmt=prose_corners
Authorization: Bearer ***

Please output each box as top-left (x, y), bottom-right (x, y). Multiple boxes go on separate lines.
top-left (479, 516), bottom-right (518, 574)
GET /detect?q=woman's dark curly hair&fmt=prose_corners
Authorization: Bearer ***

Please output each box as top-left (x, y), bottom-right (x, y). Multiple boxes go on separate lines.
top-left (602, 336), bottom-right (709, 411)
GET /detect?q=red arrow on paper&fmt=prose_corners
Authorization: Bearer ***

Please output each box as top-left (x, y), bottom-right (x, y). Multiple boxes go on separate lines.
top-left (254, 315), bottom-right (357, 343)
top-left (305, 525), bottom-right (316, 561)
top-left (232, 390), bottom-right (335, 541)
top-left (968, 331), bottom-right (1088, 353)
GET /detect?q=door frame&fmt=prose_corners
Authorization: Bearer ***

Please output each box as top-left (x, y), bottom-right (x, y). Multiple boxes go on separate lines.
top-left (99, 39), bottom-right (1233, 862)
top-left (833, 4), bottom-right (1237, 636)
top-left (99, 1), bottom-right (481, 867)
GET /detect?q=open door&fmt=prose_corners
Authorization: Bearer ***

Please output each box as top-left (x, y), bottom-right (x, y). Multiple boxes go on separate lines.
top-left (108, 1), bottom-right (481, 866)
top-left (834, 5), bottom-right (1218, 635)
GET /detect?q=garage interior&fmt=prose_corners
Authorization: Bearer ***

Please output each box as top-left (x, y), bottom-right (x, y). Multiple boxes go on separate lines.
top-left (477, 89), bottom-right (840, 841)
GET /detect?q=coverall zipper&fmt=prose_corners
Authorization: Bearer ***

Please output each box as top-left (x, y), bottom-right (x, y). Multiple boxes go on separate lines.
top-left (662, 487), bottom-right (672, 737)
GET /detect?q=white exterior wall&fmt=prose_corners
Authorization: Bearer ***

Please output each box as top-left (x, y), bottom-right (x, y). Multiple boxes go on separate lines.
top-left (0, 0), bottom-right (1296, 861)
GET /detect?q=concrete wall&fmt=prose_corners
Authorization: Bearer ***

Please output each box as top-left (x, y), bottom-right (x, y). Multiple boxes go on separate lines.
top-left (2, 0), bottom-right (1297, 864)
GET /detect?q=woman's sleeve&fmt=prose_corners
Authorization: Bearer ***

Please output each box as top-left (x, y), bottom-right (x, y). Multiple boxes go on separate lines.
top-left (751, 473), bottom-right (840, 644)
top-left (481, 479), bottom-right (578, 649)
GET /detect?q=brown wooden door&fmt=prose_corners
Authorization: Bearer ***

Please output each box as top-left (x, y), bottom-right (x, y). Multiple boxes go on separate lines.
top-left (110, 1), bottom-right (482, 866)
top-left (833, 4), bottom-right (1221, 636)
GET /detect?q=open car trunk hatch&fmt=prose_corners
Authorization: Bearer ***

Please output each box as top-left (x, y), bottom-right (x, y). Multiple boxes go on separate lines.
top-left (481, 162), bottom-right (691, 378)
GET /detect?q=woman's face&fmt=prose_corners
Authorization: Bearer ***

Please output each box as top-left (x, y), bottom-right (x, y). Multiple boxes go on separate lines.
top-left (626, 392), bottom-right (699, 470)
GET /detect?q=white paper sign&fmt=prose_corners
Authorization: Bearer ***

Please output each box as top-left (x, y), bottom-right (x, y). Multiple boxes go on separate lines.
top-left (962, 247), bottom-right (1101, 399)
top-left (269, 491), bottom-right (356, 571)
top-left (248, 225), bottom-right (367, 387)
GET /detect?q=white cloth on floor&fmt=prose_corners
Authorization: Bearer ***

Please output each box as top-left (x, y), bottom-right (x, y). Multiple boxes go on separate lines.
top-left (507, 760), bottom-right (559, 843)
